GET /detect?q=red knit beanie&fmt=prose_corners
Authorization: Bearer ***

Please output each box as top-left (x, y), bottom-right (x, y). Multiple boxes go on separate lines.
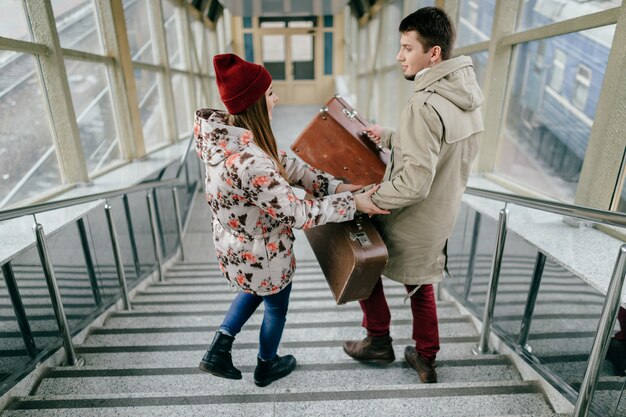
top-left (213, 53), bottom-right (272, 114)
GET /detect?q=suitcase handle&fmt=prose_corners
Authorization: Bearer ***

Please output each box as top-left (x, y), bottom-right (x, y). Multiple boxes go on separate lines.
top-left (349, 231), bottom-right (372, 247)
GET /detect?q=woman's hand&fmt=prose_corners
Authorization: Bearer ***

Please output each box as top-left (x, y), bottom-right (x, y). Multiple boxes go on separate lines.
top-left (354, 185), bottom-right (390, 215)
top-left (336, 183), bottom-right (363, 194)
top-left (363, 125), bottom-right (384, 145)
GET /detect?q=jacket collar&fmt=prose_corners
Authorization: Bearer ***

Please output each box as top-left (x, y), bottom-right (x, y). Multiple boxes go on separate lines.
top-left (413, 55), bottom-right (473, 92)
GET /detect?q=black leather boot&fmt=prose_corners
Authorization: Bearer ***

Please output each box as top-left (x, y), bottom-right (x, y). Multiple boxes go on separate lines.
top-left (199, 331), bottom-right (242, 380)
top-left (253, 354), bottom-right (297, 387)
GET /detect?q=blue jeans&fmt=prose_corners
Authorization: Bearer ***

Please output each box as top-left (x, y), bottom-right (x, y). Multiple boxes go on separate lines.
top-left (220, 283), bottom-right (292, 361)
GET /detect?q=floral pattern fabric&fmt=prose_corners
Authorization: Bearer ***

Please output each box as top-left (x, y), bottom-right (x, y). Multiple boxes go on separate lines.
top-left (194, 109), bottom-right (356, 296)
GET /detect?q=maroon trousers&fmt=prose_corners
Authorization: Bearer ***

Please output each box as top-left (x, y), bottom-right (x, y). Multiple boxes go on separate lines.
top-left (358, 278), bottom-right (440, 361)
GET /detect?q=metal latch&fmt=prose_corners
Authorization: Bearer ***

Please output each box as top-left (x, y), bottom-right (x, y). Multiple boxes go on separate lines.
top-left (342, 108), bottom-right (358, 121)
top-left (349, 231), bottom-right (372, 247)
top-left (319, 106), bottom-right (328, 120)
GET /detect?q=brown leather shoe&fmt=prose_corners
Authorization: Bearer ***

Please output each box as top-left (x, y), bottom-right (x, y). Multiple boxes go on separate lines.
top-left (404, 346), bottom-right (437, 383)
top-left (343, 334), bottom-right (395, 365)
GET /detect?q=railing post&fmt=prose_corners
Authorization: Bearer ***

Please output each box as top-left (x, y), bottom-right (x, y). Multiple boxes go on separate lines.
top-left (76, 217), bottom-right (101, 306)
top-left (122, 194), bottom-right (141, 278)
top-left (32, 216), bottom-right (83, 366)
top-left (2, 262), bottom-right (38, 358)
top-left (104, 202), bottom-right (131, 310)
top-left (573, 244), bottom-right (626, 417)
top-left (146, 192), bottom-right (164, 282)
top-left (473, 206), bottom-right (509, 355)
top-left (464, 211), bottom-right (482, 300)
top-left (197, 159), bottom-right (204, 193)
top-left (184, 160), bottom-right (191, 191)
top-left (172, 187), bottom-right (185, 261)
top-left (152, 189), bottom-right (166, 258)
top-left (518, 251), bottom-right (547, 351)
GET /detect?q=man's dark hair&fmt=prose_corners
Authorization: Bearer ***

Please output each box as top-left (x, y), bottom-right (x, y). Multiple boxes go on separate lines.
top-left (399, 7), bottom-right (455, 61)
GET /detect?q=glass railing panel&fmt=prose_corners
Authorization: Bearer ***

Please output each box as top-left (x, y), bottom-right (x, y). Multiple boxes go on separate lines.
top-left (10, 247), bottom-right (63, 358)
top-left (446, 205), bottom-right (499, 313)
top-left (125, 190), bottom-right (158, 271)
top-left (104, 196), bottom-right (141, 285)
top-left (0, 264), bottom-right (34, 392)
top-left (153, 187), bottom-right (177, 259)
top-left (447, 199), bottom-right (626, 415)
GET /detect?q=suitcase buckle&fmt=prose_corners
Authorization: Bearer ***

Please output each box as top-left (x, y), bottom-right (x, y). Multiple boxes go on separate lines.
top-left (342, 108), bottom-right (358, 121)
top-left (349, 231), bottom-right (372, 247)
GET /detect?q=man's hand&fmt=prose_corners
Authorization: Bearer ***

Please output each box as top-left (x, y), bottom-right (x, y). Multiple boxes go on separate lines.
top-left (336, 183), bottom-right (363, 194)
top-left (363, 125), bottom-right (384, 145)
top-left (354, 184), bottom-right (390, 215)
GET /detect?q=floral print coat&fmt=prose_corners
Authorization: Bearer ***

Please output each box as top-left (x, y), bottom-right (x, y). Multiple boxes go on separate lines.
top-left (194, 109), bottom-right (356, 296)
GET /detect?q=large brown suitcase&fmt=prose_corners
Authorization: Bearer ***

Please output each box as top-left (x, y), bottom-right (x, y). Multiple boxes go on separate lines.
top-left (303, 213), bottom-right (388, 304)
top-left (291, 96), bottom-right (389, 304)
top-left (291, 95), bottom-right (388, 185)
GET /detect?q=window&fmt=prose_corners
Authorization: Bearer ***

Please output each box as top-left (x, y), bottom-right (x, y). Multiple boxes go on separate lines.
top-left (548, 49), bottom-right (566, 92)
top-left (572, 65), bottom-right (591, 110)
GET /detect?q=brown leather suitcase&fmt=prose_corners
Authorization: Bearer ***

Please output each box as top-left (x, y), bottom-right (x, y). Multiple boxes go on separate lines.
top-left (291, 95), bottom-right (388, 185)
top-left (303, 213), bottom-right (388, 304)
top-left (292, 96), bottom-right (389, 304)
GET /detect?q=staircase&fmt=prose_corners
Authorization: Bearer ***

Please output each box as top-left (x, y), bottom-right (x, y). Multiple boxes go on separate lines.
top-left (0, 194), bottom-right (570, 416)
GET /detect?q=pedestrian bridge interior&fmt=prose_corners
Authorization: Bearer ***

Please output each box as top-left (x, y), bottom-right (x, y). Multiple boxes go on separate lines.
top-left (0, 0), bottom-right (625, 416)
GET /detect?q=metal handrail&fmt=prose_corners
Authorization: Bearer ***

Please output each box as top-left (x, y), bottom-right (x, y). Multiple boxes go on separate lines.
top-left (461, 185), bottom-right (626, 416)
top-left (0, 134), bottom-right (195, 223)
top-left (465, 186), bottom-right (626, 228)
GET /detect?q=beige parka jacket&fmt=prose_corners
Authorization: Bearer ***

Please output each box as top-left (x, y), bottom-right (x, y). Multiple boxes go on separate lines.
top-left (371, 55), bottom-right (483, 286)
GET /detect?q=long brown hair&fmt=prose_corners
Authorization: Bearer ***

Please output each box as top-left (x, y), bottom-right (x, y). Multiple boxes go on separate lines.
top-left (228, 95), bottom-right (287, 179)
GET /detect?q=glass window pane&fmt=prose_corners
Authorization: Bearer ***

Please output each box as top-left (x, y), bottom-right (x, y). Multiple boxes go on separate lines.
top-left (260, 21), bottom-right (285, 28)
top-left (324, 32), bottom-right (333, 75)
top-left (64, 59), bottom-right (121, 174)
top-left (519, 0), bottom-right (621, 31)
top-left (457, 0), bottom-right (495, 48)
top-left (134, 68), bottom-right (167, 150)
top-left (288, 21), bottom-right (314, 28)
top-left (324, 15), bottom-right (333, 28)
top-left (191, 22), bottom-right (205, 74)
top-left (496, 26), bottom-right (615, 202)
top-left (262, 35), bottom-right (285, 80)
top-left (469, 50), bottom-right (488, 88)
top-left (244, 33), bottom-right (254, 63)
top-left (0, 54), bottom-right (63, 209)
top-left (243, 17), bottom-right (252, 28)
top-left (162, 0), bottom-right (183, 70)
top-left (123, 0), bottom-right (157, 65)
top-left (194, 75), bottom-right (204, 111)
top-left (172, 73), bottom-right (191, 138)
top-left (0, 0), bottom-right (30, 41)
top-left (291, 34), bottom-right (314, 80)
top-left (51, 0), bottom-right (104, 54)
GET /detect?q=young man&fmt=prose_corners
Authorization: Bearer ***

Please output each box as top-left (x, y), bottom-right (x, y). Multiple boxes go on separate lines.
top-left (343, 7), bottom-right (484, 383)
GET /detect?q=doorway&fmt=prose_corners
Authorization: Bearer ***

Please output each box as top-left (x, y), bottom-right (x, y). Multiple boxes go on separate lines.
top-left (235, 15), bottom-right (337, 105)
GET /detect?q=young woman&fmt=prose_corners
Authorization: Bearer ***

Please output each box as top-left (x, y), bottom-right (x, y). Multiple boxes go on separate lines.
top-left (194, 53), bottom-right (387, 387)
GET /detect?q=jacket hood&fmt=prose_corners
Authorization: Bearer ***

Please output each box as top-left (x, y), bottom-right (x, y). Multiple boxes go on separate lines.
top-left (413, 55), bottom-right (483, 111)
top-left (194, 108), bottom-right (250, 166)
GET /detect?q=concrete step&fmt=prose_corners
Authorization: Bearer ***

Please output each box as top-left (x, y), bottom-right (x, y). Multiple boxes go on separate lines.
top-left (33, 356), bottom-right (523, 396)
top-left (79, 322), bottom-right (479, 348)
top-left (72, 343), bottom-right (493, 369)
top-left (2, 381), bottom-right (558, 417)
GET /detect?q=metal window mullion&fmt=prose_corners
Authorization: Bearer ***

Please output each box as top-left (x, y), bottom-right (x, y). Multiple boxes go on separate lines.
top-left (0, 35), bottom-right (48, 55)
top-left (575, 3), bottom-right (626, 210)
top-left (475, 1), bottom-right (519, 173)
top-left (24, 0), bottom-right (89, 184)
top-left (454, 41), bottom-right (490, 57)
top-left (149, 0), bottom-right (178, 143)
top-left (102, 0), bottom-right (146, 158)
top-left (60, 48), bottom-right (114, 64)
top-left (185, 9), bottom-right (211, 106)
top-left (501, 7), bottom-right (620, 48)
